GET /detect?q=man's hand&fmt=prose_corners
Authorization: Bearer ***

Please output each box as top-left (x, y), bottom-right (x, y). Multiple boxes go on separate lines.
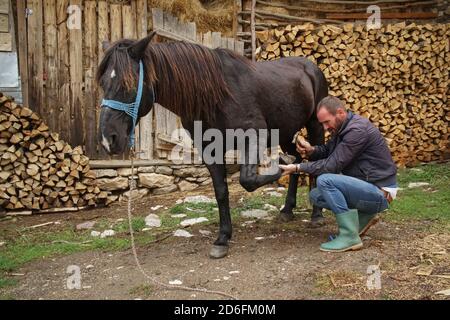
top-left (279, 164), bottom-right (297, 176)
top-left (296, 136), bottom-right (314, 158)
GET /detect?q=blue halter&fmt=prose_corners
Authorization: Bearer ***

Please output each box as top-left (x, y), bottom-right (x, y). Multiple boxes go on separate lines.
top-left (101, 60), bottom-right (145, 148)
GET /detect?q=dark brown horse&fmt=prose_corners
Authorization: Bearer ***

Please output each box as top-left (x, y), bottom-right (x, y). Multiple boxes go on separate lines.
top-left (97, 32), bottom-right (328, 258)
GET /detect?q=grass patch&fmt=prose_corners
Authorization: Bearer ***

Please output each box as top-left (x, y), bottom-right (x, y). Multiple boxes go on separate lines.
top-left (129, 284), bottom-right (153, 298)
top-left (386, 163), bottom-right (450, 226)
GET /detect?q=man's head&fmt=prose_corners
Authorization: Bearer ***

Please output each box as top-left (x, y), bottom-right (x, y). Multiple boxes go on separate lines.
top-left (316, 96), bottom-right (348, 135)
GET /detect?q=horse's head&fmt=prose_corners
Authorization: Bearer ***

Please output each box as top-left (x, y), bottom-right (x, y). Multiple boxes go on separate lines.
top-left (97, 33), bottom-right (156, 155)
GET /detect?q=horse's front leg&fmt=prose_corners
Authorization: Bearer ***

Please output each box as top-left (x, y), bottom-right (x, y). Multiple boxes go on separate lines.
top-left (279, 168), bottom-right (300, 222)
top-left (206, 163), bottom-right (232, 259)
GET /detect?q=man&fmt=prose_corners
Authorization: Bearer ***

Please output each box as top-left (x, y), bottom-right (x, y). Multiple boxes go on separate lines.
top-left (280, 96), bottom-right (398, 252)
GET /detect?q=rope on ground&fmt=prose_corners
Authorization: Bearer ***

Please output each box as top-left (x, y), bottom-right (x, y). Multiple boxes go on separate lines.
top-left (127, 149), bottom-right (237, 300)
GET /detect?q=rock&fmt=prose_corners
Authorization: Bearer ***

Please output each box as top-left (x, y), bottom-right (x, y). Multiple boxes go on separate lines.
top-left (90, 231), bottom-right (101, 237)
top-left (173, 229), bottom-right (193, 238)
top-left (171, 214), bottom-right (187, 218)
top-left (230, 172), bottom-right (240, 182)
top-left (97, 177), bottom-right (129, 191)
top-left (169, 280), bottom-right (183, 285)
top-left (266, 191), bottom-right (283, 197)
top-left (151, 205), bottom-right (164, 211)
top-left (137, 166), bottom-right (155, 173)
top-left (174, 167), bottom-right (210, 178)
top-left (76, 221), bottom-right (96, 231)
top-left (122, 188), bottom-right (149, 201)
top-left (241, 209), bottom-right (269, 219)
top-left (199, 229), bottom-right (212, 236)
top-left (85, 265), bottom-right (94, 270)
top-left (200, 178), bottom-right (212, 186)
top-left (175, 199), bottom-right (183, 205)
top-left (94, 169), bottom-right (117, 178)
top-left (180, 217), bottom-right (209, 227)
top-left (152, 185), bottom-right (178, 195)
top-left (139, 173), bottom-right (175, 188)
top-left (0, 241), bottom-right (5, 247)
top-left (263, 204), bottom-right (278, 212)
top-left (178, 180), bottom-right (199, 192)
top-left (408, 182), bottom-right (430, 188)
top-left (100, 230), bottom-right (115, 238)
top-left (184, 195), bottom-right (215, 204)
top-left (145, 214), bottom-right (161, 227)
top-left (255, 237), bottom-right (265, 241)
top-left (117, 168), bottom-right (138, 176)
top-left (155, 166), bottom-right (173, 175)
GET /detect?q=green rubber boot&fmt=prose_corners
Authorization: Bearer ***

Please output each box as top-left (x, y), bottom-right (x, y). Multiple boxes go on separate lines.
top-left (320, 209), bottom-right (363, 252)
top-left (358, 213), bottom-right (380, 236)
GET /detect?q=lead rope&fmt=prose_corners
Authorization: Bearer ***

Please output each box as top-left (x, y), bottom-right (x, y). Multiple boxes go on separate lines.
top-left (127, 148), bottom-right (237, 300)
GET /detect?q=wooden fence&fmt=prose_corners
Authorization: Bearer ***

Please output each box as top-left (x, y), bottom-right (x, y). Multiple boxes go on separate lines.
top-left (16, 1), bottom-right (244, 160)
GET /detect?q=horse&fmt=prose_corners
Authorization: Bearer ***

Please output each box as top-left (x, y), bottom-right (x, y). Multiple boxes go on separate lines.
top-left (97, 32), bottom-right (328, 259)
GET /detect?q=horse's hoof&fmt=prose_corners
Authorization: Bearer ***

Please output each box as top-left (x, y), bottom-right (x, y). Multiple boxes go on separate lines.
top-left (279, 212), bottom-right (294, 222)
top-left (309, 216), bottom-right (326, 228)
top-left (209, 245), bottom-right (229, 259)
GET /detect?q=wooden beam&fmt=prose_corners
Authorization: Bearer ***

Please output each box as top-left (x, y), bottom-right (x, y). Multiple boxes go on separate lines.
top-left (16, 0), bottom-right (29, 106)
top-left (251, 0), bottom-right (256, 62)
top-left (327, 12), bottom-right (439, 20)
top-left (90, 159), bottom-right (175, 169)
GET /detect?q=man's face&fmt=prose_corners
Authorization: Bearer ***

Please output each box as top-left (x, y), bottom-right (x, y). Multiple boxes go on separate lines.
top-left (317, 107), bottom-right (347, 135)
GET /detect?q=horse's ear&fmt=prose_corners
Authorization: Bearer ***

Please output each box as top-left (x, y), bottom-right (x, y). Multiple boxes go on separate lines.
top-left (102, 41), bottom-right (111, 52)
top-left (128, 31), bottom-right (157, 59)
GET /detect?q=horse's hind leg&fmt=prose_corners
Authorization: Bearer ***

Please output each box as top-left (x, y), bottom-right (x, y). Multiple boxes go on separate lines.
top-left (306, 116), bottom-right (326, 227)
top-left (206, 163), bottom-right (232, 259)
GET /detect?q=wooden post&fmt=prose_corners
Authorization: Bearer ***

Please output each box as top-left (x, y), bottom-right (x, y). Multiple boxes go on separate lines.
top-left (43, 0), bottom-right (57, 131)
top-left (16, 0), bottom-right (29, 107)
top-left (56, 0), bottom-right (70, 143)
top-left (84, 1), bottom-right (98, 158)
top-left (110, 4), bottom-right (122, 42)
top-left (68, 0), bottom-right (84, 147)
top-left (251, 0), bottom-right (256, 61)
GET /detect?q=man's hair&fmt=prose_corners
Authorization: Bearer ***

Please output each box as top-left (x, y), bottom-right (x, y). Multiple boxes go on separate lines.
top-left (317, 96), bottom-right (345, 115)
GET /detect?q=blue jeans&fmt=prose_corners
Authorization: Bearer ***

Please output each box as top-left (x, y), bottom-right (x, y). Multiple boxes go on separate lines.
top-left (309, 174), bottom-right (389, 215)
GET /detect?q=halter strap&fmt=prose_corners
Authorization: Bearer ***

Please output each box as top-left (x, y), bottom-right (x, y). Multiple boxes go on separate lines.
top-left (101, 60), bottom-right (146, 147)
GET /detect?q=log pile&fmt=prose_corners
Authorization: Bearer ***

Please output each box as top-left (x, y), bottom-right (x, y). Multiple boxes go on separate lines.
top-left (256, 22), bottom-right (450, 167)
top-left (0, 93), bottom-right (109, 212)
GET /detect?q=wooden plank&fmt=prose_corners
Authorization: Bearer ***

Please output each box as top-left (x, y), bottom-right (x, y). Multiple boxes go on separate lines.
top-left (16, 0), bottom-right (29, 106)
top-left (212, 32), bottom-right (222, 49)
top-left (43, 0), bottom-right (58, 131)
top-left (154, 28), bottom-right (197, 43)
top-left (154, 104), bottom-right (168, 159)
top-left (136, 0), bottom-right (148, 39)
top-left (203, 31), bottom-right (212, 48)
top-left (227, 37), bottom-right (235, 51)
top-left (186, 22), bottom-right (196, 41)
top-left (139, 108), bottom-right (153, 160)
top-left (0, 32), bottom-right (11, 51)
top-left (151, 7), bottom-right (164, 30)
top-left (163, 12), bottom-right (176, 33)
top-left (84, 1), bottom-right (98, 158)
top-left (110, 4), bottom-right (122, 42)
top-left (326, 12), bottom-right (439, 20)
top-left (56, 0), bottom-right (70, 143)
top-left (0, 0), bottom-right (8, 14)
top-left (122, 5), bottom-right (136, 39)
top-left (27, 0), bottom-right (44, 117)
top-left (221, 36), bottom-right (228, 49)
top-left (0, 13), bottom-right (8, 32)
top-left (251, 0), bottom-right (256, 61)
top-left (96, 0), bottom-right (110, 160)
top-left (69, 0), bottom-right (84, 147)
top-left (235, 40), bottom-right (245, 55)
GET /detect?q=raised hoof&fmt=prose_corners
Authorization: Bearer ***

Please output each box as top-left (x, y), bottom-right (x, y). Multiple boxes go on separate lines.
top-left (209, 245), bottom-right (229, 259)
top-left (309, 216), bottom-right (326, 228)
top-left (279, 212), bottom-right (294, 222)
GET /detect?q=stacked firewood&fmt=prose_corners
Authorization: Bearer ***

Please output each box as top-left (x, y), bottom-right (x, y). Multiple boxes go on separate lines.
top-left (0, 93), bottom-right (109, 211)
top-left (256, 22), bottom-right (450, 167)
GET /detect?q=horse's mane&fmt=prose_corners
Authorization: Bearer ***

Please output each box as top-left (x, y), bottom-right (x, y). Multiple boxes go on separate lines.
top-left (97, 39), bottom-right (254, 122)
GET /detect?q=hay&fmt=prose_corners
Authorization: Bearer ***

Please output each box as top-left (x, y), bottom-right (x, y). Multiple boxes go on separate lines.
top-left (148, 0), bottom-right (234, 35)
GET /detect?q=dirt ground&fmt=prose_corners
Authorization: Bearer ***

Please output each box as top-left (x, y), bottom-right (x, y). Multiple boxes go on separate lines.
top-left (1, 184), bottom-right (449, 300)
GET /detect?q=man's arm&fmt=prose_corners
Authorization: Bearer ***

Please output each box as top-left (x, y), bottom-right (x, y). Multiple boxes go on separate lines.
top-left (297, 128), bottom-right (369, 176)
